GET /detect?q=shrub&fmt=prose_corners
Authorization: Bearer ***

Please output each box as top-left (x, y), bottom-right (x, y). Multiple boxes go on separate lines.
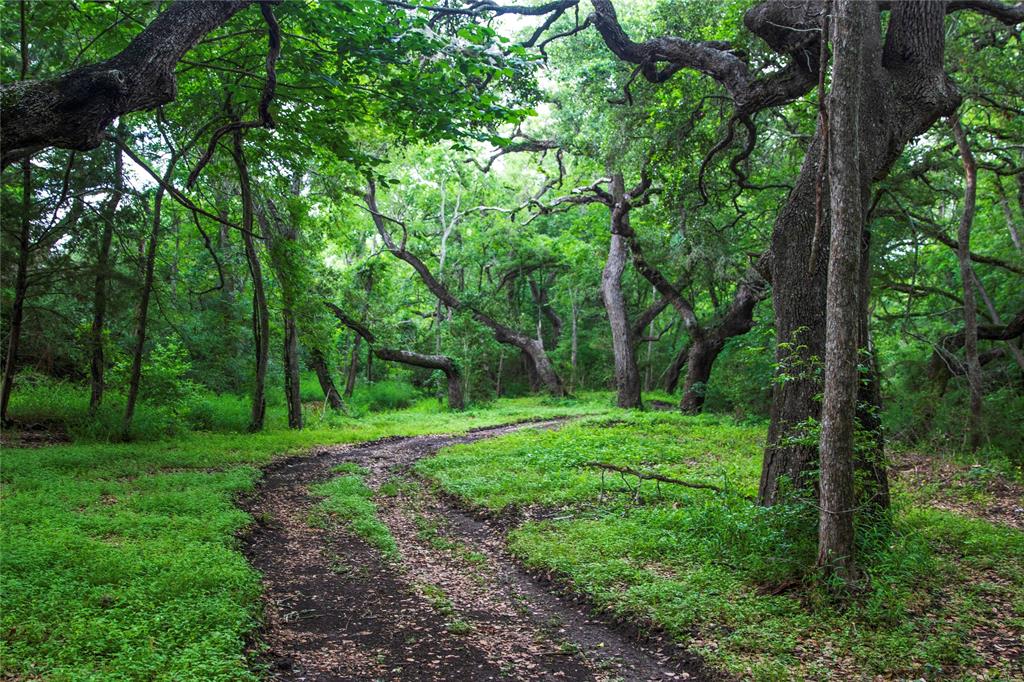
top-left (351, 380), bottom-right (418, 413)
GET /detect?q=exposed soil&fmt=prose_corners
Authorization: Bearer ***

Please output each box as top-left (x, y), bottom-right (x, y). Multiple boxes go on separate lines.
top-left (0, 420), bottom-right (70, 448)
top-left (892, 451), bottom-right (1024, 530)
top-left (241, 421), bottom-right (711, 681)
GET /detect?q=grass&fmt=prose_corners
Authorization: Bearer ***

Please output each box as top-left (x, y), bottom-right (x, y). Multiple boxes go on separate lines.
top-left (309, 465), bottom-right (398, 558)
top-left (0, 393), bottom-right (611, 681)
top-left (418, 411), bottom-right (1024, 681)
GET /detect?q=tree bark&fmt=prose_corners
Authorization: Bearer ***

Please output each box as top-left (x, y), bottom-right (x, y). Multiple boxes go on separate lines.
top-left (231, 131), bottom-right (268, 432)
top-left (0, 158), bottom-right (33, 425)
top-left (0, 0), bottom-right (251, 166)
top-left (951, 117), bottom-right (983, 450)
top-left (89, 131), bottom-right (124, 413)
top-left (309, 349), bottom-right (344, 411)
top-left (602, 174), bottom-right (643, 408)
top-left (817, 0), bottom-right (869, 580)
top-left (760, 0), bottom-right (960, 505)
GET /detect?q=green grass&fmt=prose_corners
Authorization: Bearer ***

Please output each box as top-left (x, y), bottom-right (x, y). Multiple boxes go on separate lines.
top-left (418, 411), bottom-right (1024, 681)
top-left (0, 393), bottom-right (611, 681)
top-left (309, 469), bottom-right (398, 559)
top-left (416, 412), bottom-right (764, 511)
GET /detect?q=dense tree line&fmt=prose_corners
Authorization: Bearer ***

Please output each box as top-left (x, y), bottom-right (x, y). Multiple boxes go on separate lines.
top-left (2, 0), bottom-right (1021, 580)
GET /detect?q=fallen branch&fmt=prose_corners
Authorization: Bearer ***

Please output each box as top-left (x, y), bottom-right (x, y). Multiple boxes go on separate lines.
top-left (583, 461), bottom-right (751, 500)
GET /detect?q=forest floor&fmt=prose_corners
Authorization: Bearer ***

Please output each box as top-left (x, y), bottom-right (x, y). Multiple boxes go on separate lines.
top-left (242, 420), bottom-right (705, 681)
top-left (3, 399), bottom-right (1022, 681)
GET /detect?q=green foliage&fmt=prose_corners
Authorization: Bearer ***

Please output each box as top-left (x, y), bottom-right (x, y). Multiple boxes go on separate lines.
top-left (0, 397), bottom-right (608, 680)
top-left (310, 474), bottom-right (397, 559)
top-left (350, 380), bottom-right (419, 413)
top-left (420, 412), bottom-right (1024, 680)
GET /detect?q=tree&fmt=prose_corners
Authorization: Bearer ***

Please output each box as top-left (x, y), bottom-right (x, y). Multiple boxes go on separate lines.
top-left (0, 1), bottom-right (254, 166)
top-left (950, 118), bottom-right (984, 450)
top-left (816, 0), bottom-right (871, 580)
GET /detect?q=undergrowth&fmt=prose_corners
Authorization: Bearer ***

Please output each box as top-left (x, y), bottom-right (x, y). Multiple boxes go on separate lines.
top-left (420, 412), bottom-right (1024, 681)
top-left (0, 394), bottom-right (610, 680)
top-left (309, 464), bottom-right (398, 558)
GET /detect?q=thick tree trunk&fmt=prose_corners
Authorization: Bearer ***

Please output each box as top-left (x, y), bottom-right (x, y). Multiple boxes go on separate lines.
top-left (602, 174), bottom-right (642, 408)
top-left (310, 349), bottom-right (344, 411)
top-left (0, 159), bottom-right (32, 425)
top-left (817, 0), bottom-right (869, 580)
top-left (231, 131), bottom-right (269, 432)
top-left (0, 0), bottom-right (251, 166)
top-left (89, 136), bottom-right (124, 413)
top-left (951, 118), bottom-right (983, 450)
top-left (760, 0), bottom-right (959, 505)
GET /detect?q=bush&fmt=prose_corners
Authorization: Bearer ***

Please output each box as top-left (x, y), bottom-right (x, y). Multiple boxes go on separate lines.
top-left (351, 380), bottom-right (418, 413)
top-left (109, 340), bottom-right (199, 416)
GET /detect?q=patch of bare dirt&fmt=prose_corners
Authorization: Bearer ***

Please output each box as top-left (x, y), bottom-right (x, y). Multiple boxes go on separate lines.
top-left (242, 422), bottom-right (710, 681)
top-left (0, 421), bottom-right (70, 448)
top-left (892, 451), bottom-right (1024, 530)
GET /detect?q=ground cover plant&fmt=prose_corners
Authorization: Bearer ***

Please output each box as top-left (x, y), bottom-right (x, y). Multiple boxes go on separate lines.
top-left (0, 396), bottom-right (609, 680)
top-left (2, 0), bottom-right (1022, 679)
top-left (420, 413), bottom-right (1024, 680)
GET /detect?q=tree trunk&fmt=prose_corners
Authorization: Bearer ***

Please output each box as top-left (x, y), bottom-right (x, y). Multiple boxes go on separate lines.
top-left (310, 349), bottom-right (344, 411)
top-left (231, 130), bottom-right (268, 432)
top-left (122, 180), bottom-right (166, 438)
top-left (0, 158), bottom-right (32, 425)
top-left (951, 118), bottom-right (983, 451)
top-left (680, 339), bottom-right (723, 413)
top-left (570, 290), bottom-right (578, 392)
top-left (602, 174), bottom-right (642, 408)
top-left (760, 0), bottom-right (959, 505)
top-left (664, 343), bottom-right (688, 394)
top-left (89, 132), bottom-right (124, 413)
top-left (283, 315), bottom-right (302, 428)
top-left (345, 335), bottom-right (360, 398)
top-left (816, 0), bottom-right (869, 581)
top-left (0, 11), bottom-right (32, 425)
top-left (261, 201), bottom-right (302, 430)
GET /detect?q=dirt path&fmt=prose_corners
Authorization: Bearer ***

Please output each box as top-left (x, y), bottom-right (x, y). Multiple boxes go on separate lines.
top-left (241, 421), bottom-right (711, 681)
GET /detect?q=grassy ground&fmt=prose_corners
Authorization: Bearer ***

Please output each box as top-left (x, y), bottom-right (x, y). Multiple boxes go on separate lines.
top-left (0, 394), bottom-right (610, 681)
top-left (418, 413), bottom-right (1024, 681)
